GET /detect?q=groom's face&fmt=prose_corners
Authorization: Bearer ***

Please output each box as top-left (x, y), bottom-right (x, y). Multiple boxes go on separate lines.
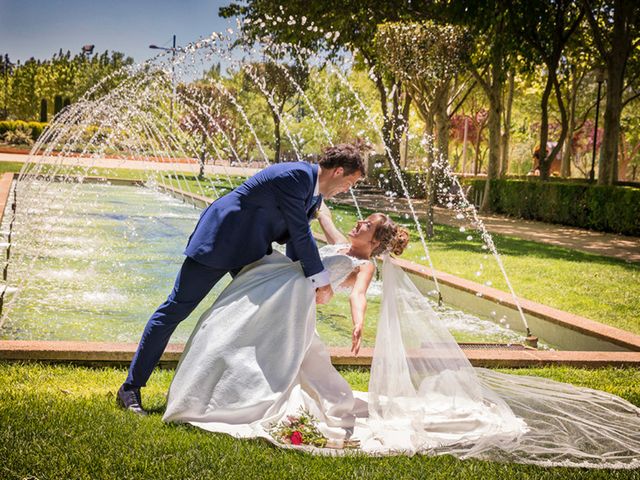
top-left (322, 168), bottom-right (362, 199)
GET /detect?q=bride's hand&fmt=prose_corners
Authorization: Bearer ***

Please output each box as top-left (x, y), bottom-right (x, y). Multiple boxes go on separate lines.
top-left (315, 284), bottom-right (334, 305)
top-left (351, 323), bottom-right (363, 355)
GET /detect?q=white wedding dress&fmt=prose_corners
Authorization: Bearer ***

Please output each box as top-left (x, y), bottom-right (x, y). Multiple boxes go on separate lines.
top-left (164, 245), bottom-right (640, 469)
top-left (163, 245), bottom-right (364, 442)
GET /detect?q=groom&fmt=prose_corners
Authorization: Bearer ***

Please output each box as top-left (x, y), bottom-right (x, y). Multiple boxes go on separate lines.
top-left (117, 143), bottom-right (365, 414)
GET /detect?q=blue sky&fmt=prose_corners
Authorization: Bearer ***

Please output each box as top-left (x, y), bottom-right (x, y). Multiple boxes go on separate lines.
top-left (0, 0), bottom-right (237, 64)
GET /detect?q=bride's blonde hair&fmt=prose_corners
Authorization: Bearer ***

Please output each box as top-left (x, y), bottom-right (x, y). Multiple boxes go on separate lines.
top-left (371, 214), bottom-right (409, 257)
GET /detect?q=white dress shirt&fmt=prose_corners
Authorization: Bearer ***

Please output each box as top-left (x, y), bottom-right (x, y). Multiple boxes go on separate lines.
top-left (307, 177), bottom-right (330, 288)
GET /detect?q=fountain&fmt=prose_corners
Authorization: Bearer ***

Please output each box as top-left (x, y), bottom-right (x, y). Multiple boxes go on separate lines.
top-left (0, 19), bottom-right (638, 363)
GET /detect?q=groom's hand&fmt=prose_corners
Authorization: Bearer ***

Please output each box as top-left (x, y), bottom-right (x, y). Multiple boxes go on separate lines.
top-left (315, 285), bottom-right (334, 305)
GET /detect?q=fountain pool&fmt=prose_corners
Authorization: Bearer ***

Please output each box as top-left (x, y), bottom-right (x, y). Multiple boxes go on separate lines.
top-left (0, 179), bottom-right (535, 349)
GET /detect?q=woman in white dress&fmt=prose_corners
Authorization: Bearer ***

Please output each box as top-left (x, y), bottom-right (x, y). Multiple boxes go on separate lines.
top-left (163, 209), bottom-right (409, 444)
top-left (164, 207), bottom-right (640, 469)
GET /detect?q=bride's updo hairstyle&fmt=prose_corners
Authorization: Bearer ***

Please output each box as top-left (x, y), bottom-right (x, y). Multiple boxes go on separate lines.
top-left (371, 214), bottom-right (410, 257)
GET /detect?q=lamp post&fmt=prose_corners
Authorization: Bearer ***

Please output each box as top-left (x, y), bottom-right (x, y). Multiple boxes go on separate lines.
top-left (2, 54), bottom-right (14, 121)
top-left (589, 67), bottom-right (606, 183)
top-left (149, 35), bottom-right (177, 130)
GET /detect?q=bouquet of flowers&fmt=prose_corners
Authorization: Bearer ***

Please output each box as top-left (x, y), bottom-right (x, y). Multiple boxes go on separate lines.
top-left (269, 408), bottom-right (360, 449)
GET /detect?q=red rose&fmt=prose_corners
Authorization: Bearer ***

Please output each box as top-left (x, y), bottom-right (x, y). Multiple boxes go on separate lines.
top-left (290, 431), bottom-right (303, 445)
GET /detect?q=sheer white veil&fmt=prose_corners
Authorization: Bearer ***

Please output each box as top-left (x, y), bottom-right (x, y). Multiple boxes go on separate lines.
top-left (367, 255), bottom-right (640, 469)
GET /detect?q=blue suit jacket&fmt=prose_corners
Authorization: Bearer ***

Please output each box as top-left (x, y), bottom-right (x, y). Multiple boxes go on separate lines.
top-left (184, 162), bottom-right (324, 277)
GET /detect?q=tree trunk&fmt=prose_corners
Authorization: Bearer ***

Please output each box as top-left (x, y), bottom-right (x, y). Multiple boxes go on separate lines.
top-left (537, 71), bottom-right (554, 180)
top-left (548, 76), bottom-right (569, 174)
top-left (473, 119), bottom-right (485, 175)
top-left (598, 50), bottom-right (626, 185)
top-left (462, 117), bottom-right (469, 174)
top-left (481, 81), bottom-right (501, 212)
top-left (585, 0), bottom-right (636, 185)
top-left (400, 92), bottom-right (412, 168)
top-left (272, 113), bottom-right (281, 163)
top-left (422, 111), bottom-right (436, 239)
top-left (375, 76), bottom-right (403, 169)
top-left (424, 123), bottom-right (435, 239)
top-left (468, 13), bottom-right (505, 212)
top-left (561, 72), bottom-right (579, 177)
top-left (423, 108), bottom-right (435, 163)
top-left (500, 70), bottom-right (515, 177)
top-left (199, 131), bottom-right (206, 179)
top-left (434, 81), bottom-right (450, 164)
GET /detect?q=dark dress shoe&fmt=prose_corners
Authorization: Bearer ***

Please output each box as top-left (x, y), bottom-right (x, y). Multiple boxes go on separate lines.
top-left (117, 384), bottom-right (148, 416)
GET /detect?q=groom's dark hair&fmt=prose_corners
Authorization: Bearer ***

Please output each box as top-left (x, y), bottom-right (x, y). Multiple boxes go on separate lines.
top-left (318, 143), bottom-right (366, 176)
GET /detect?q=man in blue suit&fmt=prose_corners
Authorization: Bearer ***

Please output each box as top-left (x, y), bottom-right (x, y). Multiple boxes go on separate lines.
top-left (117, 144), bottom-right (365, 414)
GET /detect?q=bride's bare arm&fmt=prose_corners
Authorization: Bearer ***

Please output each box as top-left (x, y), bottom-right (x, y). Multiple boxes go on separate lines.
top-left (316, 202), bottom-right (348, 245)
top-left (349, 262), bottom-right (375, 355)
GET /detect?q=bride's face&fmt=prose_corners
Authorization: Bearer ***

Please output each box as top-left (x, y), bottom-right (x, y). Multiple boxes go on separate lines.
top-left (348, 214), bottom-right (382, 249)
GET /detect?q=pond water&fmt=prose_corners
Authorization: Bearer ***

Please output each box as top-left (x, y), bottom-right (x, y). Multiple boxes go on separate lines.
top-left (0, 181), bottom-right (532, 348)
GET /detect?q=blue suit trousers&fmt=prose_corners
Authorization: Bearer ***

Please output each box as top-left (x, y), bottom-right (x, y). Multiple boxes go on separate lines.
top-left (125, 257), bottom-right (232, 388)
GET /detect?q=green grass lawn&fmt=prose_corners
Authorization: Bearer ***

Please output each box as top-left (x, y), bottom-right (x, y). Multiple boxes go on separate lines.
top-left (317, 204), bottom-right (640, 335)
top-left (1, 161), bottom-right (638, 477)
top-left (1, 363), bottom-right (638, 480)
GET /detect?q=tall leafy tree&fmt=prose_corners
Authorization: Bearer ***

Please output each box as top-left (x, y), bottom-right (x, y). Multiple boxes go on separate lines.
top-left (242, 61), bottom-right (309, 163)
top-left (435, 1), bottom-right (519, 211)
top-left (177, 79), bottom-right (242, 177)
top-left (220, 0), bottom-right (422, 166)
top-left (374, 20), bottom-right (472, 236)
top-left (374, 21), bottom-right (472, 163)
top-left (557, 22), bottom-right (599, 178)
top-left (583, 0), bottom-right (640, 184)
top-left (507, 0), bottom-right (584, 180)
top-left (9, 58), bottom-right (39, 120)
top-left (4, 50), bottom-right (133, 121)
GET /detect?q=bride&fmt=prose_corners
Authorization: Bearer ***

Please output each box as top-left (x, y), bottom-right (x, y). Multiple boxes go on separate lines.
top-left (164, 206), bottom-right (640, 469)
top-left (163, 208), bottom-right (408, 439)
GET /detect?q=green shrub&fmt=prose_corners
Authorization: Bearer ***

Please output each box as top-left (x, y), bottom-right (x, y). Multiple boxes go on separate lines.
top-left (0, 120), bottom-right (47, 142)
top-left (2, 126), bottom-right (34, 146)
top-left (469, 179), bottom-right (640, 236)
top-left (376, 168), bottom-right (429, 198)
top-left (375, 171), bottom-right (640, 235)
top-left (376, 168), bottom-right (459, 203)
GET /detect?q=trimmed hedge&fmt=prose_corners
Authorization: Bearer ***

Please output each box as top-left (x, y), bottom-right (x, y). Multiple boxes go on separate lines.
top-left (374, 168), bottom-right (429, 198)
top-left (0, 120), bottom-right (48, 142)
top-left (373, 168), bottom-right (639, 236)
top-left (374, 168), bottom-right (458, 201)
top-left (469, 179), bottom-right (640, 236)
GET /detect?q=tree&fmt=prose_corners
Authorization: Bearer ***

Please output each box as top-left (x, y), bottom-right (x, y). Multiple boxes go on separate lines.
top-left (500, 68), bottom-right (515, 176)
top-left (557, 23), bottom-right (599, 178)
top-left (242, 61), bottom-right (309, 163)
top-left (3, 50), bottom-right (133, 121)
top-left (374, 20), bottom-right (472, 236)
top-left (0, 54), bottom-right (14, 120)
top-left (435, 1), bottom-right (520, 211)
top-left (177, 80), bottom-right (239, 177)
top-left (9, 58), bottom-right (39, 120)
top-left (374, 21), bottom-right (471, 164)
top-left (619, 102), bottom-right (640, 180)
top-left (508, 0), bottom-right (584, 180)
top-left (583, 0), bottom-right (640, 184)
top-left (220, 0), bottom-right (423, 167)
top-left (290, 66), bottom-right (382, 156)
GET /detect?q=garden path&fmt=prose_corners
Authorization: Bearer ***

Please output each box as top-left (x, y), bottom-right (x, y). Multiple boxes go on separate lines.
top-left (334, 190), bottom-right (640, 263)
